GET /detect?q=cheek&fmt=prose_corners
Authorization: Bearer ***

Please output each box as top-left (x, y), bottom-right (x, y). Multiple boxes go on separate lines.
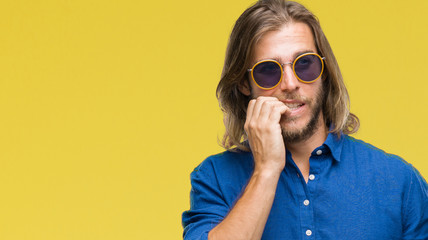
top-left (249, 79), bottom-right (280, 98)
top-left (305, 81), bottom-right (323, 97)
top-left (250, 87), bottom-right (277, 98)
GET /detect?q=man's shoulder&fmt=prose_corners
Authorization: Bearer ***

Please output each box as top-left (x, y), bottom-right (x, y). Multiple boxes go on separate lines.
top-left (339, 135), bottom-right (427, 195)
top-left (343, 135), bottom-right (403, 158)
top-left (189, 149), bottom-right (255, 192)
top-left (342, 134), bottom-right (413, 172)
top-left (192, 149), bottom-right (253, 174)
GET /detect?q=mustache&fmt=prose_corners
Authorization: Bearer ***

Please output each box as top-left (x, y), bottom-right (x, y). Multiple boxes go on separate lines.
top-left (249, 93), bottom-right (311, 104)
top-left (277, 93), bottom-right (310, 102)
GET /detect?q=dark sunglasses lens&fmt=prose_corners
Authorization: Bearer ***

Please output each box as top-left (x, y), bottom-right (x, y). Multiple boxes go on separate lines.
top-left (253, 61), bottom-right (282, 88)
top-left (294, 55), bottom-right (322, 82)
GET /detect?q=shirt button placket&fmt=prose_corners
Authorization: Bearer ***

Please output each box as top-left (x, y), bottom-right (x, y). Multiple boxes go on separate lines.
top-left (301, 195), bottom-right (313, 238)
top-left (304, 171), bottom-right (315, 238)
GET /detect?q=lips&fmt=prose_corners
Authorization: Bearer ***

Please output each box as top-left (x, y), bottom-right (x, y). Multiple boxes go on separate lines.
top-left (284, 102), bottom-right (304, 110)
top-left (280, 100), bottom-right (306, 116)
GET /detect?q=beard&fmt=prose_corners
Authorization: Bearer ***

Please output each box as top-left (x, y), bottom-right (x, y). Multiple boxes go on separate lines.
top-left (280, 83), bottom-right (326, 144)
top-left (249, 80), bottom-right (327, 144)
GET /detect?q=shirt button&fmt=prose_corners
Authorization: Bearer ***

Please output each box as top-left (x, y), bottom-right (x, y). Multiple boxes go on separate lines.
top-left (303, 200), bottom-right (310, 206)
top-left (316, 149), bottom-right (322, 155)
top-left (306, 229), bottom-right (312, 236)
top-left (309, 174), bottom-right (315, 181)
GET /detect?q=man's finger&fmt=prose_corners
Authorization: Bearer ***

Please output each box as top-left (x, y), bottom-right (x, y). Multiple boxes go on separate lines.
top-left (269, 102), bottom-right (289, 123)
top-left (246, 99), bottom-right (256, 122)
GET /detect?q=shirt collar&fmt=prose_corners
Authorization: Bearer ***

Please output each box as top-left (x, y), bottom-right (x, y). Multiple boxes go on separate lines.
top-left (323, 132), bottom-right (345, 162)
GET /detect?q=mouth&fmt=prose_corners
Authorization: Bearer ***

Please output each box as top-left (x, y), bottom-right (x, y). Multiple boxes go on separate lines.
top-left (284, 102), bottom-right (305, 111)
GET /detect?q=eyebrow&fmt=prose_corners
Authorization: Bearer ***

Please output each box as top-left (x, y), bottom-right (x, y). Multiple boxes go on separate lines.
top-left (256, 49), bottom-right (316, 64)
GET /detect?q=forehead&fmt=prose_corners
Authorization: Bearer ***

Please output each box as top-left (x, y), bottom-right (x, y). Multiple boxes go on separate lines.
top-left (252, 22), bottom-right (316, 63)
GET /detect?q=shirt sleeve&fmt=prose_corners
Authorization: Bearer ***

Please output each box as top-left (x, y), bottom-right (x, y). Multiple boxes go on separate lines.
top-left (182, 158), bottom-right (230, 240)
top-left (402, 165), bottom-right (428, 239)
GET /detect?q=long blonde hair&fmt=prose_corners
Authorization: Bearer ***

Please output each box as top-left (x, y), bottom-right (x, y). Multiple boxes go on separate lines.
top-left (217, 0), bottom-right (359, 151)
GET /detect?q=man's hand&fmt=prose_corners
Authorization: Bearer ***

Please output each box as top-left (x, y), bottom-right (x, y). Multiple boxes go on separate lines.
top-left (245, 96), bottom-right (289, 176)
top-left (208, 97), bottom-right (289, 240)
top-left (208, 97), bottom-right (288, 240)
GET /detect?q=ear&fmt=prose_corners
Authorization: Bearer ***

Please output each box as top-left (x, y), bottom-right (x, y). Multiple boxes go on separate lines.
top-left (238, 79), bottom-right (251, 96)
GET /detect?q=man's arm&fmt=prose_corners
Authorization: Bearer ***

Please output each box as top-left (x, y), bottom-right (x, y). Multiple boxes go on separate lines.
top-left (208, 97), bottom-right (288, 240)
top-left (402, 165), bottom-right (428, 239)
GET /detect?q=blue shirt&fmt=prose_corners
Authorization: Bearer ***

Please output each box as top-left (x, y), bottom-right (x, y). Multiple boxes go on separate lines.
top-left (182, 133), bottom-right (428, 239)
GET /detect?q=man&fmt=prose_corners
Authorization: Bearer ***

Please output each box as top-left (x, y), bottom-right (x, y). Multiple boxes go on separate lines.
top-left (182, 0), bottom-right (428, 239)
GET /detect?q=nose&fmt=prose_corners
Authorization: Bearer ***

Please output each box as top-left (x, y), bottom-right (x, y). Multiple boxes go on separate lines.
top-left (279, 64), bottom-right (299, 92)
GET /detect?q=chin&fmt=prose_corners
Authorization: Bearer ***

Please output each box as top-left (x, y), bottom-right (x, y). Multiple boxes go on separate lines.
top-left (280, 114), bottom-right (321, 143)
top-left (280, 116), bottom-right (308, 131)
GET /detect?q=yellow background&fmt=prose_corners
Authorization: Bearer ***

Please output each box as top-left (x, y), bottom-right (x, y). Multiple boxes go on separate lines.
top-left (0, 0), bottom-right (427, 239)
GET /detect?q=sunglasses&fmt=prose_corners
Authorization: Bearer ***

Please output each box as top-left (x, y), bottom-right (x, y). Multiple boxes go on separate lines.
top-left (247, 53), bottom-right (325, 90)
